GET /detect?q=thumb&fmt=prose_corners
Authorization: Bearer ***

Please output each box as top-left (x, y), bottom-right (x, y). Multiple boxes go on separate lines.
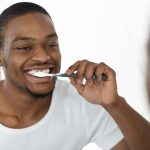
top-left (69, 77), bottom-right (85, 95)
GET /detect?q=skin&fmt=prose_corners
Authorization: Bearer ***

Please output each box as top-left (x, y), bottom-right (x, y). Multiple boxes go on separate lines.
top-left (0, 13), bottom-right (61, 128)
top-left (0, 12), bottom-right (149, 149)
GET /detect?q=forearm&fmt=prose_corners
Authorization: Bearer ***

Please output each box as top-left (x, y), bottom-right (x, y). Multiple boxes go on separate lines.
top-left (105, 96), bottom-right (150, 150)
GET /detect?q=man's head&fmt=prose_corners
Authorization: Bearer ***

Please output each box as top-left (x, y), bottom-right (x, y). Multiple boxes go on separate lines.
top-left (0, 2), bottom-right (51, 49)
top-left (0, 2), bottom-right (61, 98)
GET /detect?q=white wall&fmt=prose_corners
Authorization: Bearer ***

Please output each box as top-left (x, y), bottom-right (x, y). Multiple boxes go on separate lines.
top-left (0, 0), bottom-right (150, 149)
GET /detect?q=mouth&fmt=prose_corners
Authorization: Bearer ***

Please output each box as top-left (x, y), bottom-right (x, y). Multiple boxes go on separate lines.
top-left (23, 63), bottom-right (59, 84)
top-left (23, 67), bottom-right (56, 92)
top-left (27, 69), bottom-right (51, 77)
top-left (24, 68), bottom-right (55, 83)
top-left (24, 65), bottom-right (56, 78)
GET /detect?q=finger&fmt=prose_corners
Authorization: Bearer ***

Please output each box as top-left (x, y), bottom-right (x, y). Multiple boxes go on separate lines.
top-left (69, 59), bottom-right (89, 85)
top-left (84, 62), bottom-right (97, 83)
top-left (76, 59), bottom-right (89, 81)
top-left (95, 62), bottom-right (116, 81)
top-left (67, 60), bottom-right (89, 95)
top-left (70, 76), bottom-right (84, 90)
top-left (103, 64), bottom-right (116, 81)
top-left (69, 74), bottom-right (85, 96)
top-left (66, 60), bottom-right (81, 74)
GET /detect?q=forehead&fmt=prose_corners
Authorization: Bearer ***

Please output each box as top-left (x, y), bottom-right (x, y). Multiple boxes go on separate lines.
top-left (4, 13), bottom-right (56, 41)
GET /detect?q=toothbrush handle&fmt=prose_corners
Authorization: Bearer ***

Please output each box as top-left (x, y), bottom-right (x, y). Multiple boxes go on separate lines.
top-left (60, 73), bottom-right (107, 81)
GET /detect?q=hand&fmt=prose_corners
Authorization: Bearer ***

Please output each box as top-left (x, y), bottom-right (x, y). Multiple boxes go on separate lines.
top-left (66, 60), bottom-right (120, 107)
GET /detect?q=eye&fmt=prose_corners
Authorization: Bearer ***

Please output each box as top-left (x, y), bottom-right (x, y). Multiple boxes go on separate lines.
top-left (16, 46), bottom-right (32, 51)
top-left (46, 43), bottom-right (58, 49)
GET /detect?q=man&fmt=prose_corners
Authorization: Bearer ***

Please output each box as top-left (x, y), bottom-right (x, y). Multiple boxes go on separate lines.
top-left (147, 40), bottom-right (150, 106)
top-left (0, 2), bottom-right (149, 150)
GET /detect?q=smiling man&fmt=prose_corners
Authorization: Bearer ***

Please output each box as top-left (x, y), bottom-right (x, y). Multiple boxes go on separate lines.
top-left (0, 2), bottom-right (149, 150)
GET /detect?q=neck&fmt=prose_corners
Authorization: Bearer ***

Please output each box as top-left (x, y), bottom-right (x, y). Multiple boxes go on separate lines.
top-left (0, 80), bottom-right (52, 123)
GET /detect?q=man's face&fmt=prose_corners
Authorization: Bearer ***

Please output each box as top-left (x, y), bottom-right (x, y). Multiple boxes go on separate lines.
top-left (1, 13), bottom-right (61, 96)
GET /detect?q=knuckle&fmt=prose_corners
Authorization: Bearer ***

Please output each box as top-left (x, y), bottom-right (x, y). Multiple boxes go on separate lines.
top-left (99, 62), bottom-right (105, 66)
top-left (68, 65), bottom-right (74, 70)
top-left (77, 60), bottom-right (82, 63)
top-left (98, 62), bottom-right (106, 69)
top-left (68, 60), bottom-right (81, 70)
top-left (82, 59), bottom-right (88, 63)
top-left (88, 62), bottom-right (95, 66)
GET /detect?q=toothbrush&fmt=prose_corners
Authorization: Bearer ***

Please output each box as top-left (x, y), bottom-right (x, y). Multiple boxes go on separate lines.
top-left (32, 72), bottom-right (107, 81)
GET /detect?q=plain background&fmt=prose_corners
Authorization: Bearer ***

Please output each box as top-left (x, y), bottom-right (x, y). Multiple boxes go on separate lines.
top-left (0, 0), bottom-right (150, 149)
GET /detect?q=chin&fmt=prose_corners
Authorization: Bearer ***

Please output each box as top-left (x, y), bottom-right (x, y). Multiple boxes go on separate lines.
top-left (26, 87), bottom-right (54, 99)
top-left (26, 78), bottom-right (56, 97)
top-left (26, 82), bottom-right (55, 99)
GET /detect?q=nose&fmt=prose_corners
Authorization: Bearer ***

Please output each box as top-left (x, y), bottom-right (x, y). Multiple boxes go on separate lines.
top-left (32, 47), bottom-right (50, 63)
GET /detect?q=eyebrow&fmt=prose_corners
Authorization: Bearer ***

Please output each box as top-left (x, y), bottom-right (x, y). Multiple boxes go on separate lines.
top-left (12, 32), bottom-right (58, 43)
top-left (46, 32), bottom-right (58, 39)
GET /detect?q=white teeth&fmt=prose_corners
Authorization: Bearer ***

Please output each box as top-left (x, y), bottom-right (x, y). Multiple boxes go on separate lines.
top-left (27, 69), bottom-right (50, 76)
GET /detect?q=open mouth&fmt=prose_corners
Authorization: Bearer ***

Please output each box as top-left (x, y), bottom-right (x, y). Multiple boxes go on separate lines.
top-left (27, 69), bottom-right (50, 76)
top-left (25, 68), bottom-right (55, 77)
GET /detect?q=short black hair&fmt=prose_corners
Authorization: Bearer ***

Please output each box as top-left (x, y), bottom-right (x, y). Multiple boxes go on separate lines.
top-left (0, 2), bottom-right (51, 48)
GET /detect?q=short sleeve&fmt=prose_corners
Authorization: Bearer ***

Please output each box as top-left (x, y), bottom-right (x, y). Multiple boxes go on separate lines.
top-left (85, 102), bottom-right (124, 150)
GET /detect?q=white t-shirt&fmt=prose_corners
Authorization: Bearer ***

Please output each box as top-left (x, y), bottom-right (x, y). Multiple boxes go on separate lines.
top-left (0, 79), bottom-right (123, 150)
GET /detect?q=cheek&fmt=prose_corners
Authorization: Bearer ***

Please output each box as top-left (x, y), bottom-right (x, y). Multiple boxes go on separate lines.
top-left (3, 52), bottom-right (25, 74)
top-left (50, 50), bottom-right (61, 63)
top-left (51, 51), bottom-right (61, 72)
top-left (57, 52), bottom-right (61, 63)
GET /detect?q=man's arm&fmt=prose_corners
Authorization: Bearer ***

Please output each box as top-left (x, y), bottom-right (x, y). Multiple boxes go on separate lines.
top-left (112, 139), bottom-right (130, 150)
top-left (105, 97), bottom-right (150, 150)
top-left (66, 60), bottom-right (150, 150)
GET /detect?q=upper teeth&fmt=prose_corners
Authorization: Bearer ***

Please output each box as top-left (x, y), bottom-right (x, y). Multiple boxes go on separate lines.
top-left (28, 69), bottom-right (50, 76)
